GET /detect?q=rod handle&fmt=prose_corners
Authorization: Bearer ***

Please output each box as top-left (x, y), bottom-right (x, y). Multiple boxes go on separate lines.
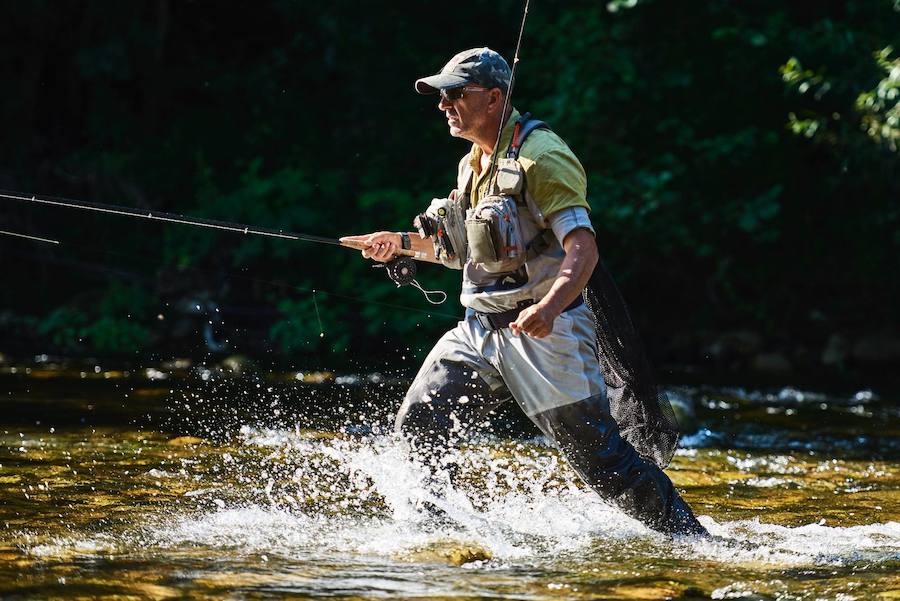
top-left (339, 237), bottom-right (421, 258)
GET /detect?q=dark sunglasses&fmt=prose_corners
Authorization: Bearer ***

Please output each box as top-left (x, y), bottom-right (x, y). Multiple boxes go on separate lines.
top-left (440, 86), bottom-right (489, 102)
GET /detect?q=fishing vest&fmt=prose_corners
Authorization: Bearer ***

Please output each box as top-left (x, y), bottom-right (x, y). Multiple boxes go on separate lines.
top-left (456, 114), bottom-right (568, 313)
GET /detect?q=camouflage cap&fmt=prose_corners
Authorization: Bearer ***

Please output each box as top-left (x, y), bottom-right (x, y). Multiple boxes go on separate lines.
top-left (415, 47), bottom-right (511, 94)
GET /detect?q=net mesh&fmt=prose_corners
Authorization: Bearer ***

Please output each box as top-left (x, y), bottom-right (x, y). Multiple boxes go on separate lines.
top-left (583, 257), bottom-right (680, 468)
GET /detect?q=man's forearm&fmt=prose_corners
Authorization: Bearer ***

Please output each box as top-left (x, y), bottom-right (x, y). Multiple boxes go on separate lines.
top-left (536, 228), bottom-right (598, 317)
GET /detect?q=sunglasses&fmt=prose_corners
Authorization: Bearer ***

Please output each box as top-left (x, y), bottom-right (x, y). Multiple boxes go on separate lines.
top-left (440, 86), bottom-right (489, 102)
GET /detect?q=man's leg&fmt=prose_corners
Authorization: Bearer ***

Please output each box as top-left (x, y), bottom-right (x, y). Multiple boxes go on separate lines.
top-left (395, 319), bottom-right (511, 469)
top-left (497, 304), bottom-right (707, 536)
top-left (531, 395), bottom-right (707, 536)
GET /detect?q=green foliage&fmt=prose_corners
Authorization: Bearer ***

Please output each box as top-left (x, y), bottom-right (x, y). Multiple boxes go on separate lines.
top-left (37, 283), bottom-right (152, 355)
top-left (856, 47), bottom-right (900, 150)
top-left (2, 1), bottom-right (898, 362)
top-left (81, 316), bottom-right (152, 356)
top-left (270, 293), bottom-right (349, 355)
top-left (37, 307), bottom-right (89, 352)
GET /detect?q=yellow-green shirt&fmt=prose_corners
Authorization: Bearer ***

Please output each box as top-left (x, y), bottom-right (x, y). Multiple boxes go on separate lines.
top-left (459, 108), bottom-right (590, 219)
top-left (453, 109), bottom-right (592, 312)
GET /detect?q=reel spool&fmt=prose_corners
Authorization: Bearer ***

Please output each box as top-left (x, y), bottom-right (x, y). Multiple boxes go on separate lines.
top-left (375, 255), bottom-right (445, 305)
top-left (381, 256), bottom-right (417, 286)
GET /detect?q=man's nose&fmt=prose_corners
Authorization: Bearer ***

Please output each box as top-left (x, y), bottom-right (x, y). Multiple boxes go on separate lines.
top-left (438, 96), bottom-right (452, 110)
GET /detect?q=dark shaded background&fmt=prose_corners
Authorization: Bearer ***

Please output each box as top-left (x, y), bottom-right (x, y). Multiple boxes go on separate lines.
top-left (1, 0), bottom-right (898, 384)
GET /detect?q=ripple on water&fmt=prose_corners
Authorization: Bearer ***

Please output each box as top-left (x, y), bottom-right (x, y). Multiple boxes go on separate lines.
top-left (18, 426), bottom-right (896, 575)
top-left (4, 376), bottom-right (899, 601)
top-left (695, 517), bottom-right (900, 567)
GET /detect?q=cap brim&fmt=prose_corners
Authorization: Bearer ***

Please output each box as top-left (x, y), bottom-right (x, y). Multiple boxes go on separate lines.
top-left (414, 73), bottom-right (469, 94)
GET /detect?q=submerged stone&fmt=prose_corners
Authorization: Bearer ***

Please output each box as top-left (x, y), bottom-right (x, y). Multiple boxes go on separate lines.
top-left (400, 540), bottom-right (493, 566)
top-left (167, 436), bottom-right (204, 446)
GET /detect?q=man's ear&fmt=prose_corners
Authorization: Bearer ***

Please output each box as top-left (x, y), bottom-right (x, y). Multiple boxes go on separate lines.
top-left (488, 88), bottom-right (505, 111)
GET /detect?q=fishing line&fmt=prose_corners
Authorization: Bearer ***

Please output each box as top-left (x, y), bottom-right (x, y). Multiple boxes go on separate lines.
top-left (5, 234), bottom-right (463, 321)
top-left (311, 290), bottom-right (325, 337)
top-left (410, 281), bottom-right (447, 305)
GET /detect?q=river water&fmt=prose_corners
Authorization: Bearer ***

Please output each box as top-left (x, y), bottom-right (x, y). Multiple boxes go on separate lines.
top-left (1, 366), bottom-right (898, 599)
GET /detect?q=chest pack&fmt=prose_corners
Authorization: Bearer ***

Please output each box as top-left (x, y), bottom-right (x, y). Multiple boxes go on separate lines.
top-left (416, 114), bottom-right (551, 272)
top-left (465, 114), bottom-right (549, 273)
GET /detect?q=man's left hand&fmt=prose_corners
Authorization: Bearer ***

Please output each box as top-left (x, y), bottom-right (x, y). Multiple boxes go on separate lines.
top-left (510, 303), bottom-right (557, 338)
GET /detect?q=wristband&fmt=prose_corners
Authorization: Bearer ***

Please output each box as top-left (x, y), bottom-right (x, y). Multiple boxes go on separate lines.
top-left (399, 232), bottom-right (411, 250)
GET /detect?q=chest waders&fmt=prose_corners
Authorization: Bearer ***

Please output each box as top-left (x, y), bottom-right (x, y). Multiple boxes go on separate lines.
top-left (395, 113), bottom-right (707, 537)
top-left (470, 115), bottom-right (683, 471)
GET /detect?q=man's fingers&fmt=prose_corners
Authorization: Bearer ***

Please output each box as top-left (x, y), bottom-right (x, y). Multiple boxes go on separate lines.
top-left (509, 307), bottom-right (554, 338)
top-left (374, 241), bottom-right (395, 258)
top-left (345, 233), bottom-right (400, 263)
top-left (511, 313), bottom-right (533, 337)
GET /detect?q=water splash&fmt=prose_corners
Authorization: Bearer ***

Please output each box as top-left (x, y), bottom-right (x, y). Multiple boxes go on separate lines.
top-left (136, 426), bottom-right (646, 565)
top-left (37, 425), bottom-right (883, 571)
top-left (6, 380), bottom-right (899, 599)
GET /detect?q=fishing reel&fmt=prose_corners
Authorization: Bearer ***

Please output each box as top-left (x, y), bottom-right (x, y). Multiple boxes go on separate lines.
top-left (373, 255), bottom-right (446, 305)
top-left (378, 255), bottom-right (417, 287)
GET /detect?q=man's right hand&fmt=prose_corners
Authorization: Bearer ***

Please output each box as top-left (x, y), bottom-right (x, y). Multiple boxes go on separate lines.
top-left (339, 232), bottom-right (401, 263)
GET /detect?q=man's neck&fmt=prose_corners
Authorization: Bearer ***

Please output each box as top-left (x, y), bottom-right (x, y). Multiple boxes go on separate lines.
top-left (474, 108), bottom-right (513, 156)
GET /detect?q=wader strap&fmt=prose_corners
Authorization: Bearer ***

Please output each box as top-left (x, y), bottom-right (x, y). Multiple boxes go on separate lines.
top-left (463, 276), bottom-right (527, 294)
top-left (458, 167), bottom-right (474, 212)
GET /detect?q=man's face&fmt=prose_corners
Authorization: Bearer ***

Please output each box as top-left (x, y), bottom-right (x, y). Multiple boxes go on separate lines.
top-left (438, 86), bottom-right (498, 141)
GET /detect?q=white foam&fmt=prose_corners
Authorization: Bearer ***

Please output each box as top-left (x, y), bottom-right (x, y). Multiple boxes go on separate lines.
top-left (19, 427), bottom-right (900, 572)
top-left (127, 429), bottom-right (651, 563)
top-left (692, 517), bottom-right (900, 566)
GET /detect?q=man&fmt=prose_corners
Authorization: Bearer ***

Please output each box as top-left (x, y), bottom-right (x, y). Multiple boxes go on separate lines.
top-left (342, 48), bottom-right (707, 537)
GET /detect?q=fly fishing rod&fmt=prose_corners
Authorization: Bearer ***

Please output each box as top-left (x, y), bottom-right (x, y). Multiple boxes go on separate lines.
top-left (485, 0), bottom-right (530, 187)
top-left (0, 190), bottom-right (445, 303)
top-left (0, 229), bottom-right (59, 245)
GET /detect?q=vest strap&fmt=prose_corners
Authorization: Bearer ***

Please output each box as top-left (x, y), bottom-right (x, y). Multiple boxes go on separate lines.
top-left (525, 228), bottom-right (554, 261)
top-left (506, 113), bottom-right (549, 160)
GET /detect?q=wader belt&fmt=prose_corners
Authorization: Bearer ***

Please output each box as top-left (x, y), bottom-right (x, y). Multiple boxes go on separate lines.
top-left (468, 295), bottom-right (584, 331)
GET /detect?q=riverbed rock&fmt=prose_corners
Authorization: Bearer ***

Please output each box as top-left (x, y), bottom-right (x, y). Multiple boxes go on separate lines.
top-left (667, 389), bottom-right (699, 434)
top-left (821, 333), bottom-right (849, 367)
top-left (401, 540), bottom-right (492, 566)
top-left (751, 352), bottom-right (793, 375)
top-left (852, 333), bottom-right (900, 366)
top-left (161, 358), bottom-right (192, 370)
top-left (218, 354), bottom-right (259, 377)
top-left (167, 436), bottom-right (204, 446)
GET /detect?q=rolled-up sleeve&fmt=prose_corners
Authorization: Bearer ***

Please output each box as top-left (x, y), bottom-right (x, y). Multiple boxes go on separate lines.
top-left (548, 206), bottom-right (594, 245)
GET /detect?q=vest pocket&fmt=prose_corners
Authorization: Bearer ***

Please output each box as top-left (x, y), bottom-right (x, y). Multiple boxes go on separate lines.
top-left (465, 194), bottom-right (528, 273)
top-left (466, 219), bottom-right (498, 263)
top-left (495, 158), bottom-right (524, 195)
